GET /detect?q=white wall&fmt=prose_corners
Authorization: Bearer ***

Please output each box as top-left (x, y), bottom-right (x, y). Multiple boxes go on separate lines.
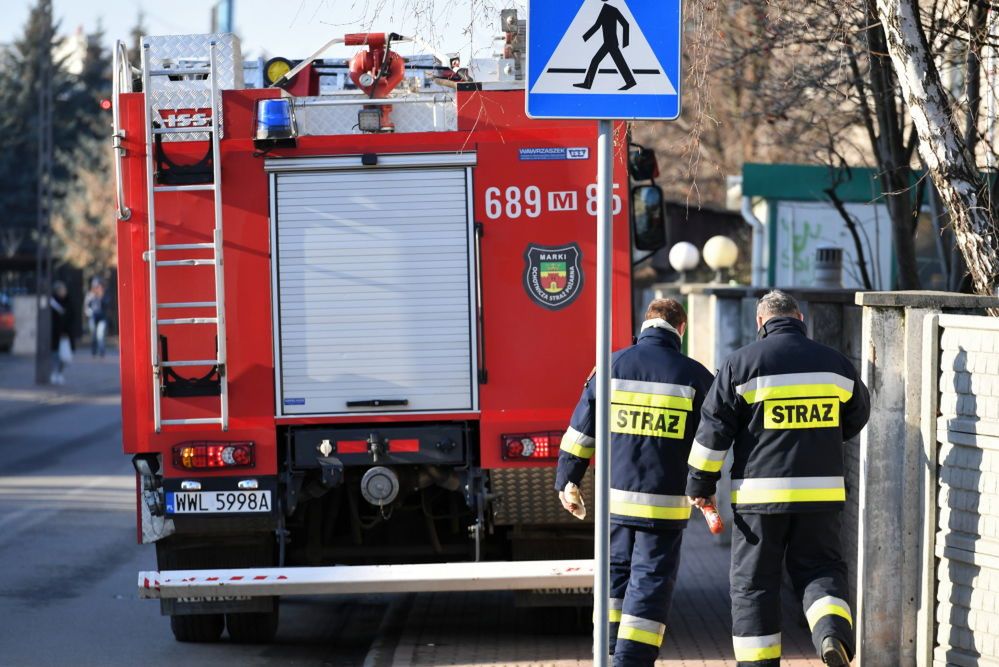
top-left (773, 201), bottom-right (894, 289)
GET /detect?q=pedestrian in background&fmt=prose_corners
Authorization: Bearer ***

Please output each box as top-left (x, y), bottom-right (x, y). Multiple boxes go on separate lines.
top-left (85, 277), bottom-right (109, 358)
top-left (556, 298), bottom-right (714, 666)
top-left (687, 290), bottom-right (871, 667)
top-left (49, 280), bottom-right (75, 385)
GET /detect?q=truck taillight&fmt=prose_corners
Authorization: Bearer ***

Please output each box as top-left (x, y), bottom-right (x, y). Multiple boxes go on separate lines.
top-left (173, 442), bottom-right (255, 469)
top-left (502, 432), bottom-right (562, 461)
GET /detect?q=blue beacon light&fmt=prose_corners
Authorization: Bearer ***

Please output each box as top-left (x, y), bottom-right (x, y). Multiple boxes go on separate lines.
top-left (255, 98), bottom-right (297, 147)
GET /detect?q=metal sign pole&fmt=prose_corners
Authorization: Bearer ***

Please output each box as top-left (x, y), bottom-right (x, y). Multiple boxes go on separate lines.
top-left (593, 118), bottom-right (613, 664)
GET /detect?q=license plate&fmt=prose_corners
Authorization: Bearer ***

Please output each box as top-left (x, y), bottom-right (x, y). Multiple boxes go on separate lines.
top-left (165, 491), bottom-right (272, 514)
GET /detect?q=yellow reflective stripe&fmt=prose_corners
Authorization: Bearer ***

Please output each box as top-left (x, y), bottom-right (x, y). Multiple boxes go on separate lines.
top-left (611, 389), bottom-right (693, 411)
top-left (688, 454), bottom-right (724, 473)
top-left (560, 440), bottom-right (594, 458)
top-left (805, 597), bottom-right (853, 629)
top-left (617, 626), bottom-right (665, 647)
top-left (610, 500), bottom-right (692, 520)
top-left (733, 644), bottom-right (782, 662)
top-left (731, 488), bottom-right (846, 504)
top-left (688, 441), bottom-right (727, 472)
top-left (609, 609), bottom-right (622, 623)
top-left (620, 614), bottom-right (666, 646)
top-left (559, 427), bottom-right (595, 458)
top-left (742, 383), bottom-right (852, 404)
top-left (733, 633), bottom-right (782, 662)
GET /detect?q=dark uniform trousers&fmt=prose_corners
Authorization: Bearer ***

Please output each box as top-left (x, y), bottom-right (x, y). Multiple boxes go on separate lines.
top-left (608, 524), bottom-right (683, 667)
top-left (730, 511), bottom-right (853, 666)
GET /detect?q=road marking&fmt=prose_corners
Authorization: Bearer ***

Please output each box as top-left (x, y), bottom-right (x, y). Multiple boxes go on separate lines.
top-left (0, 475), bottom-right (133, 535)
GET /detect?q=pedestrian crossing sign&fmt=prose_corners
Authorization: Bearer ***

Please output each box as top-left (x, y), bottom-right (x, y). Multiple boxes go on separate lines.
top-left (526, 0), bottom-right (682, 120)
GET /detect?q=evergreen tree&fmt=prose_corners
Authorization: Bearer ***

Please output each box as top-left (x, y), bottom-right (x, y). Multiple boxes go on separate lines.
top-left (0, 0), bottom-right (60, 255)
top-left (0, 1), bottom-right (113, 266)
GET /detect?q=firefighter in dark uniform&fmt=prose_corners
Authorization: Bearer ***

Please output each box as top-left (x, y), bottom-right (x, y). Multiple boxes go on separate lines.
top-left (556, 299), bottom-right (714, 666)
top-left (686, 290), bottom-right (870, 667)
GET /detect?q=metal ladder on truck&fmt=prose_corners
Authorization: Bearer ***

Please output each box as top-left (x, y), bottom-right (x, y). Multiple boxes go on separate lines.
top-left (141, 40), bottom-right (229, 432)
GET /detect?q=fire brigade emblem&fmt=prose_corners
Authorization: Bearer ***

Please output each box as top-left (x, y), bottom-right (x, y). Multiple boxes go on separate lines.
top-left (523, 244), bottom-right (583, 310)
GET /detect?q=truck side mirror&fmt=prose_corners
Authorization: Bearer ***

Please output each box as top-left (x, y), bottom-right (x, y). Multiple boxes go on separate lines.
top-left (632, 185), bottom-right (667, 252)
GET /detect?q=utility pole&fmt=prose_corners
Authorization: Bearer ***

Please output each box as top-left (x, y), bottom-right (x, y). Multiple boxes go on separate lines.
top-left (34, 0), bottom-right (54, 385)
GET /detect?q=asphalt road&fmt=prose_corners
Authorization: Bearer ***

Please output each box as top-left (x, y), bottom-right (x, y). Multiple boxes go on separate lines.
top-left (0, 357), bottom-right (417, 667)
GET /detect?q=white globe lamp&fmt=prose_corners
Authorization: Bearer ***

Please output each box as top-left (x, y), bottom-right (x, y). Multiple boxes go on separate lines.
top-left (703, 235), bottom-right (739, 283)
top-left (668, 242), bottom-right (700, 282)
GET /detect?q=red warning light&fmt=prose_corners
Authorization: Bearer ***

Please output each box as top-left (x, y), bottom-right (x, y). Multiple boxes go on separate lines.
top-left (99, 98), bottom-right (112, 111)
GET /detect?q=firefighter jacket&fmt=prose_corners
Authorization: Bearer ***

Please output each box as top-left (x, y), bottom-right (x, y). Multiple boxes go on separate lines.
top-left (555, 320), bottom-right (715, 529)
top-left (686, 316), bottom-right (871, 514)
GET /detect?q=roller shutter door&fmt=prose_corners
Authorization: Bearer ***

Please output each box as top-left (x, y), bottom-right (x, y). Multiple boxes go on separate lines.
top-left (273, 167), bottom-right (475, 416)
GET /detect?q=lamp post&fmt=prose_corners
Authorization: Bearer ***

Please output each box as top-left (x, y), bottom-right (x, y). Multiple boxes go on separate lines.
top-left (703, 235), bottom-right (739, 284)
top-left (34, 0), bottom-right (54, 385)
top-left (668, 242), bottom-right (700, 283)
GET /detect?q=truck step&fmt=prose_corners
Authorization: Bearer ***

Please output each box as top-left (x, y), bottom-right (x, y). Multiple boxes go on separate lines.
top-left (157, 243), bottom-right (215, 251)
top-left (157, 301), bottom-right (217, 309)
top-left (157, 317), bottom-right (219, 325)
top-left (160, 359), bottom-right (220, 368)
top-left (156, 259), bottom-right (216, 267)
top-left (160, 417), bottom-right (224, 426)
top-left (154, 184), bottom-right (215, 193)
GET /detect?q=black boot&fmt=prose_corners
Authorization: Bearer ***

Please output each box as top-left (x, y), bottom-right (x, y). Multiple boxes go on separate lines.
top-left (820, 636), bottom-right (850, 666)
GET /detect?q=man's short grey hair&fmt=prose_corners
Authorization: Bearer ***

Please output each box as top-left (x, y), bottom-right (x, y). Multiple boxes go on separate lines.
top-left (757, 290), bottom-right (801, 318)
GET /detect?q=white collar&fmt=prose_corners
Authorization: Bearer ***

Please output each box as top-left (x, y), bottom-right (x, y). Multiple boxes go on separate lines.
top-left (640, 318), bottom-right (681, 337)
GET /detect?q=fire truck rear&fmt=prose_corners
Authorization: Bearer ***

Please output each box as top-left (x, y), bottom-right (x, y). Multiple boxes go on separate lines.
top-left (112, 16), bottom-right (663, 642)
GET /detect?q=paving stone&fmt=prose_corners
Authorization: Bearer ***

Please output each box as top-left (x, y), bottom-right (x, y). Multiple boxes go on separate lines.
top-left (391, 519), bottom-right (824, 666)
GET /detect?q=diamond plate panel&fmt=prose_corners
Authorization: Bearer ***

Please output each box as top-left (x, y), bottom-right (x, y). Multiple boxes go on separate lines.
top-left (490, 467), bottom-right (595, 526)
top-left (295, 97), bottom-right (457, 136)
top-left (142, 33), bottom-right (243, 141)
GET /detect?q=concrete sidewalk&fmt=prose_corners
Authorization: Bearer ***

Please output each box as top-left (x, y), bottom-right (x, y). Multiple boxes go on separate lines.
top-left (0, 349), bottom-right (121, 421)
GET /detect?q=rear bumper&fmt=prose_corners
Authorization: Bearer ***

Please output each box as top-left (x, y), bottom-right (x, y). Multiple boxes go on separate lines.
top-left (139, 559), bottom-right (594, 599)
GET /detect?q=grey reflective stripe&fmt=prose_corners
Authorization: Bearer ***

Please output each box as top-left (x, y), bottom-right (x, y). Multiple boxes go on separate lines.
top-left (731, 476), bottom-right (845, 491)
top-left (735, 372), bottom-right (854, 396)
top-left (610, 598), bottom-right (623, 610)
top-left (690, 440), bottom-right (727, 462)
top-left (610, 488), bottom-right (689, 508)
top-left (564, 426), bottom-right (595, 446)
top-left (732, 633), bottom-right (781, 649)
top-left (620, 614), bottom-right (665, 634)
top-left (611, 378), bottom-right (695, 399)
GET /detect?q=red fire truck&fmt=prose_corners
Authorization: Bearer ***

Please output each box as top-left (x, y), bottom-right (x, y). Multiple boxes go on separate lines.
top-left (112, 16), bottom-right (666, 643)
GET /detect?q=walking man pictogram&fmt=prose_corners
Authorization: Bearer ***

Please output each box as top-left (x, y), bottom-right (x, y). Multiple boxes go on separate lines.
top-left (574, 0), bottom-right (637, 91)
